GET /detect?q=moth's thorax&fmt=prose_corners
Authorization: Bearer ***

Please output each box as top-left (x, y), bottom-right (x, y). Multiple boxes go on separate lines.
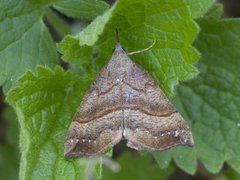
top-left (107, 45), bottom-right (133, 79)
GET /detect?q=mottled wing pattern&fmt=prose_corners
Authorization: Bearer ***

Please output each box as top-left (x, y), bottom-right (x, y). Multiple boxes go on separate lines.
top-left (125, 109), bottom-right (193, 151)
top-left (64, 110), bottom-right (123, 157)
top-left (64, 64), bottom-right (123, 157)
top-left (122, 62), bottom-right (193, 151)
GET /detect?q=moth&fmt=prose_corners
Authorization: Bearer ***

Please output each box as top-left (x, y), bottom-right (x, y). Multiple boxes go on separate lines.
top-left (64, 38), bottom-right (193, 157)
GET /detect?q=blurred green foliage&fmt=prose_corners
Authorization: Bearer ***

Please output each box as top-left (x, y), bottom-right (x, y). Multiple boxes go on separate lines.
top-left (0, 107), bottom-right (19, 179)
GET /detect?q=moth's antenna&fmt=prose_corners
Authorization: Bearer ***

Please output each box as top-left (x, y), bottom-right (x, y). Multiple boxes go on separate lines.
top-left (116, 29), bottom-right (120, 43)
top-left (115, 29), bottom-right (121, 47)
top-left (128, 39), bottom-right (156, 56)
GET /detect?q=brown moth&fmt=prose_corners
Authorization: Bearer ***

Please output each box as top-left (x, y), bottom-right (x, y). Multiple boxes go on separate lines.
top-left (64, 39), bottom-right (193, 157)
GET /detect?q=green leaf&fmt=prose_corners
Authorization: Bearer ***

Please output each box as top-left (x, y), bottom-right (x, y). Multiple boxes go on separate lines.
top-left (57, 35), bottom-right (93, 63)
top-left (44, 9), bottom-right (71, 37)
top-left (57, 4), bottom-right (116, 63)
top-left (154, 146), bottom-right (197, 174)
top-left (228, 157), bottom-right (240, 175)
top-left (0, 0), bottom-right (58, 94)
top-left (102, 152), bottom-right (173, 180)
top-left (58, 0), bottom-right (200, 96)
top-left (184, 0), bottom-right (216, 19)
top-left (205, 3), bottom-right (224, 19)
top-left (7, 66), bottom-right (102, 180)
top-left (53, 0), bottom-right (109, 20)
top-left (155, 17), bottom-right (240, 174)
